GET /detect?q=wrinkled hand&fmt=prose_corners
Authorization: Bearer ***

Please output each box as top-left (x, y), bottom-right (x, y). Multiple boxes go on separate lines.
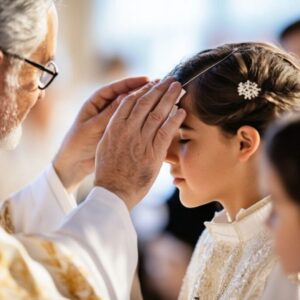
top-left (53, 76), bottom-right (149, 192)
top-left (94, 78), bottom-right (186, 209)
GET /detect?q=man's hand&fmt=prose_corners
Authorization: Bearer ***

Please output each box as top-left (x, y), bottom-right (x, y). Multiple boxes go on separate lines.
top-left (53, 76), bottom-right (149, 192)
top-left (94, 78), bottom-right (186, 209)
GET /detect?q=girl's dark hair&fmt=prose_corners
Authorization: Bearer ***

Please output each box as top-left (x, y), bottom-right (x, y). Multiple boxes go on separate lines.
top-left (265, 114), bottom-right (300, 207)
top-left (169, 42), bottom-right (300, 135)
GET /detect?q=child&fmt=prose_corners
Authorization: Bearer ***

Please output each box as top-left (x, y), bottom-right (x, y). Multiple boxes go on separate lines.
top-left (264, 115), bottom-right (300, 281)
top-left (165, 42), bottom-right (300, 299)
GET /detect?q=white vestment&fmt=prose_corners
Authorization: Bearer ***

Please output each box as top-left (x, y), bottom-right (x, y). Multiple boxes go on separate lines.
top-left (0, 164), bottom-right (137, 300)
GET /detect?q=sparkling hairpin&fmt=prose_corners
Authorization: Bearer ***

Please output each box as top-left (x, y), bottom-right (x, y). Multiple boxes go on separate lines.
top-left (174, 48), bottom-right (239, 104)
top-left (237, 80), bottom-right (261, 100)
top-left (182, 48), bottom-right (239, 89)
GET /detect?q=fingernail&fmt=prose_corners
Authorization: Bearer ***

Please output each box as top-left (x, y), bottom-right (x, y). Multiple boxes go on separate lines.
top-left (177, 108), bottom-right (186, 117)
top-left (176, 89), bottom-right (186, 104)
top-left (168, 81), bottom-right (181, 92)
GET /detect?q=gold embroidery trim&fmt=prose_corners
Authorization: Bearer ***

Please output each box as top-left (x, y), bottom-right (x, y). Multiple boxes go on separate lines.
top-left (41, 240), bottom-right (102, 300)
top-left (0, 200), bottom-right (15, 234)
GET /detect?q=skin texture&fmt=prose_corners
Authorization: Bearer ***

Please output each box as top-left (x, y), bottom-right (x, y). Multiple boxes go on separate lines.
top-left (165, 92), bottom-right (263, 220)
top-left (265, 166), bottom-right (300, 274)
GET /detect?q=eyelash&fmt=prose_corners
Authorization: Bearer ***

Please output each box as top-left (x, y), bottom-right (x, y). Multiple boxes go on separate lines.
top-left (179, 139), bottom-right (190, 144)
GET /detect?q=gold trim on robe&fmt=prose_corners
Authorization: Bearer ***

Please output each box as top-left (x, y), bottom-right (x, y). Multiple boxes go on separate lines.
top-left (0, 200), bottom-right (15, 234)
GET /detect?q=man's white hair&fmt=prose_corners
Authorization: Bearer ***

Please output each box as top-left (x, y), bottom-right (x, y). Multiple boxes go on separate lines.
top-left (0, 0), bottom-right (53, 149)
top-left (0, 0), bottom-right (53, 88)
top-left (0, 0), bottom-right (53, 55)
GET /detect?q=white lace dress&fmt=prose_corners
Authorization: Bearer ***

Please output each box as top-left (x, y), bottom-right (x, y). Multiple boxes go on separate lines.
top-left (179, 197), bottom-right (276, 300)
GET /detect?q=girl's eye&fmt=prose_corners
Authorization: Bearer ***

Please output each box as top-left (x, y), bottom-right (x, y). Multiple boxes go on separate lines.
top-left (179, 139), bottom-right (190, 144)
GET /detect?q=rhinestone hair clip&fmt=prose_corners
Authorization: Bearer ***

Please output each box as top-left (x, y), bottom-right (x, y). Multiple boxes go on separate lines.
top-left (237, 80), bottom-right (261, 100)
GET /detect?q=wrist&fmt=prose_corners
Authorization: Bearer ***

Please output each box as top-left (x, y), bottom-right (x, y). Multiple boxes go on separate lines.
top-left (52, 157), bottom-right (78, 193)
top-left (94, 180), bottom-right (134, 210)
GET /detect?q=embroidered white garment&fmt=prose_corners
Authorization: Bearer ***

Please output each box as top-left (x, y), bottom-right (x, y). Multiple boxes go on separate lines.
top-left (0, 165), bottom-right (138, 300)
top-left (179, 197), bottom-right (277, 300)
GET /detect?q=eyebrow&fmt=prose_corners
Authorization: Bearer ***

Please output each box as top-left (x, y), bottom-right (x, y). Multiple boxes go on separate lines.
top-left (180, 123), bottom-right (194, 130)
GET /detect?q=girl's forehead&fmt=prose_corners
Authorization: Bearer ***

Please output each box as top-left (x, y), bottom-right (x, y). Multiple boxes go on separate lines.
top-left (177, 90), bottom-right (194, 112)
top-left (177, 95), bottom-right (202, 128)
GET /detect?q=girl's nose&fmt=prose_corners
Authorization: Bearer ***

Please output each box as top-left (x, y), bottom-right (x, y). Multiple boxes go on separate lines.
top-left (165, 137), bottom-right (179, 164)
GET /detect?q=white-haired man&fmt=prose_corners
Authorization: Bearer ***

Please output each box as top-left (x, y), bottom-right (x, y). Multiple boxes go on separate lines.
top-left (0, 1), bottom-right (185, 299)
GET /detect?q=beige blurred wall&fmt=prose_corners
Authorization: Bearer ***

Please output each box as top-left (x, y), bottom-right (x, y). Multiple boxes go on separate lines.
top-left (57, 0), bottom-right (95, 85)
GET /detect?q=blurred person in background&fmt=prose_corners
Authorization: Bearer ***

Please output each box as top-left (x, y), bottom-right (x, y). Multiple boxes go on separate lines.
top-left (0, 0), bottom-right (186, 299)
top-left (260, 114), bottom-right (300, 299)
top-left (279, 19), bottom-right (300, 58)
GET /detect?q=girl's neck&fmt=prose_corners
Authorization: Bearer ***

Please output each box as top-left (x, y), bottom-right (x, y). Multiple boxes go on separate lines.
top-left (220, 160), bottom-right (268, 222)
top-left (220, 187), bottom-right (267, 222)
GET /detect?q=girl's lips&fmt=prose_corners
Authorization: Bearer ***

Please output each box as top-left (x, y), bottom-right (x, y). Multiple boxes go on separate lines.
top-left (173, 177), bottom-right (185, 185)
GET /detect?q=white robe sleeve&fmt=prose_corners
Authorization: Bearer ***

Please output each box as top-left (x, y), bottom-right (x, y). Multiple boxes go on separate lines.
top-left (17, 187), bottom-right (138, 300)
top-left (0, 164), bottom-right (77, 234)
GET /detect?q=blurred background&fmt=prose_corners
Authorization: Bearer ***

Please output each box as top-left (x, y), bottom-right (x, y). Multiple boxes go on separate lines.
top-left (1, 1), bottom-right (300, 299)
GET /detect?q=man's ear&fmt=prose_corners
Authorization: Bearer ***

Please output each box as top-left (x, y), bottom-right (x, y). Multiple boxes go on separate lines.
top-left (236, 125), bottom-right (260, 162)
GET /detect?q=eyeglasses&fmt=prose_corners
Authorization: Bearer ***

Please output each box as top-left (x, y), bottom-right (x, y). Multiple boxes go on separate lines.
top-left (2, 50), bottom-right (59, 90)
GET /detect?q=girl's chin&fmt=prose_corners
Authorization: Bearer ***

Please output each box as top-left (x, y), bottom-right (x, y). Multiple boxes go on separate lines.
top-left (178, 191), bottom-right (213, 208)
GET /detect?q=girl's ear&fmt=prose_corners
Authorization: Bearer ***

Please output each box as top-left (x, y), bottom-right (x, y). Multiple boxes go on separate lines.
top-left (236, 125), bottom-right (260, 162)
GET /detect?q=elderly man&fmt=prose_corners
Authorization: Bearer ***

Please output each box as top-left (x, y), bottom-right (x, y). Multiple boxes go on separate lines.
top-left (0, 1), bottom-right (185, 299)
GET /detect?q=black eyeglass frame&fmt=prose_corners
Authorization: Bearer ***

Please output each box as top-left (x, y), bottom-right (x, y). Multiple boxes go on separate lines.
top-left (2, 50), bottom-right (59, 90)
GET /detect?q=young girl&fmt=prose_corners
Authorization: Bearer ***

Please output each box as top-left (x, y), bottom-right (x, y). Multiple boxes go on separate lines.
top-left (165, 42), bottom-right (300, 299)
top-left (264, 115), bottom-right (300, 276)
